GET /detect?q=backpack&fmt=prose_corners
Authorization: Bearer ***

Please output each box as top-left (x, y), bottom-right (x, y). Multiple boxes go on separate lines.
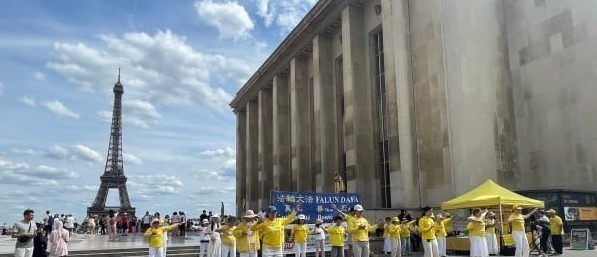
top-left (47, 217), bottom-right (54, 228)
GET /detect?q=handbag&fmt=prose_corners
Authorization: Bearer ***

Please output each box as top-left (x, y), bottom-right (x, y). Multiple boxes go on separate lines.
top-left (17, 222), bottom-right (32, 243)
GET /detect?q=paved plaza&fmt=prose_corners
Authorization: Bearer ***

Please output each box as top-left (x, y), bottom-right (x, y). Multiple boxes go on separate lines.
top-left (1, 234), bottom-right (595, 257)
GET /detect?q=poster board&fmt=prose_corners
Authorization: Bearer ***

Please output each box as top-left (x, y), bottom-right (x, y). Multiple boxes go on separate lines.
top-left (570, 228), bottom-right (591, 250)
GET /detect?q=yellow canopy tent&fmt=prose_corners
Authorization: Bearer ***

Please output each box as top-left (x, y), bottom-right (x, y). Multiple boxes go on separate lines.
top-left (441, 179), bottom-right (544, 210)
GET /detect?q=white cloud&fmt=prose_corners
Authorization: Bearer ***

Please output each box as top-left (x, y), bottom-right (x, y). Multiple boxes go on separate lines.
top-left (195, 0), bottom-right (255, 40)
top-left (255, 0), bottom-right (317, 34)
top-left (124, 99), bottom-right (161, 120)
top-left (198, 147), bottom-right (235, 159)
top-left (0, 156), bottom-right (29, 171)
top-left (124, 153), bottom-right (143, 165)
top-left (19, 96), bottom-right (36, 106)
top-left (45, 145), bottom-right (70, 160)
top-left (0, 81), bottom-right (3, 95)
top-left (72, 144), bottom-right (103, 164)
top-left (97, 111), bottom-right (112, 122)
top-left (25, 165), bottom-right (77, 179)
top-left (47, 30), bottom-right (250, 111)
top-left (129, 174), bottom-right (184, 194)
top-left (34, 71), bottom-right (46, 82)
top-left (41, 99), bottom-right (80, 118)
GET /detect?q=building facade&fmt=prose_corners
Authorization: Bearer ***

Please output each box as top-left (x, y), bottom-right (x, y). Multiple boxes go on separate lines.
top-left (230, 0), bottom-right (597, 214)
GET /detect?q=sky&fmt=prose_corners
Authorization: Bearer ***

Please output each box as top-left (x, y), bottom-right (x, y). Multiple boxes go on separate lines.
top-left (0, 0), bottom-right (317, 224)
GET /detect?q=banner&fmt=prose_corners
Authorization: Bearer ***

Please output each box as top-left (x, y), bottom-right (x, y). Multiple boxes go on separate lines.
top-left (271, 191), bottom-right (361, 223)
top-left (570, 228), bottom-right (590, 250)
top-left (578, 207), bottom-right (597, 221)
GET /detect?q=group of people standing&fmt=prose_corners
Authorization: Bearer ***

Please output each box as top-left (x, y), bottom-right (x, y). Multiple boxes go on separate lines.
top-left (11, 209), bottom-right (70, 257)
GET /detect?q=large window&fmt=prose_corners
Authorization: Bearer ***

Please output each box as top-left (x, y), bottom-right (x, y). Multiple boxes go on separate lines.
top-left (373, 30), bottom-right (391, 208)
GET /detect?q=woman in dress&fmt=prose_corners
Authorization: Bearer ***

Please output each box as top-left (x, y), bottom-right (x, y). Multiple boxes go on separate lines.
top-left (86, 215), bottom-right (96, 236)
top-left (48, 220), bottom-right (69, 257)
top-left (484, 212), bottom-right (499, 255)
top-left (208, 214), bottom-right (222, 257)
top-left (467, 208), bottom-right (488, 257)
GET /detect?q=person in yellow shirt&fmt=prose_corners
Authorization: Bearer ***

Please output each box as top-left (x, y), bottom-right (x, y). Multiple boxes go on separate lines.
top-left (467, 208), bottom-right (488, 257)
top-left (546, 209), bottom-right (563, 255)
top-left (331, 204), bottom-right (356, 257)
top-left (252, 202), bottom-right (301, 257)
top-left (507, 206), bottom-right (538, 257)
top-left (387, 217), bottom-right (402, 257)
top-left (484, 212), bottom-right (499, 255)
top-left (399, 218), bottom-right (414, 256)
top-left (434, 214), bottom-right (451, 257)
top-left (443, 213), bottom-right (453, 236)
top-left (218, 217), bottom-right (237, 257)
top-left (234, 210), bottom-right (260, 257)
top-left (348, 204), bottom-right (383, 257)
top-left (291, 214), bottom-right (311, 257)
top-left (418, 206), bottom-right (439, 257)
top-left (144, 219), bottom-right (182, 257)
top-left (326, 216), bottom-right (346, 257)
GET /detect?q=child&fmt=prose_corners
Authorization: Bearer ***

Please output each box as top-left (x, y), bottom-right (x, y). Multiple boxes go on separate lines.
top-left (326, 216), bottom-right (346, 257)
top-left (144, 219), bottom-right (181, 257)
top-left (400, 218), bottom-right (414, 256)
top-left (33, 227), bottom-right (48, 257)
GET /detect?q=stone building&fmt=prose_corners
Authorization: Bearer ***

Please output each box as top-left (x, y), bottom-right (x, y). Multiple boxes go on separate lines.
top-left (230, 0), bottom-right (597, 213)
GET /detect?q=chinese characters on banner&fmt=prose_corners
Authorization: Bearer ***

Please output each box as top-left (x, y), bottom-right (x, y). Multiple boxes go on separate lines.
top-left (271, 190), bottom-right (361, 223)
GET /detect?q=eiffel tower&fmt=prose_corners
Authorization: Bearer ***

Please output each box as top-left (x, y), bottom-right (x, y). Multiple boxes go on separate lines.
top-left (87, 69), bottom-right (135, 218)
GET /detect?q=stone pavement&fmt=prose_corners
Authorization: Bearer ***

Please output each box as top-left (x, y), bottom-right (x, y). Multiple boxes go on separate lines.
top-left (1, 234), bottom-right (595, 256)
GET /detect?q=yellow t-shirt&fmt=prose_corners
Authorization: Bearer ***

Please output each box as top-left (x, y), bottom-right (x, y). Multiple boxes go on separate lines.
top-left (348, 216), bottom-right (378, 242)
top-left (418, 216), bottom-right (436, 240)
top-left (144, 224), bottom-right (179, 248)
top-left (400, 221), bottom-right (414, 237)
top-left (435, 218), bottom-right (450, 237)
top-left (549, 215), bottom-right (564, 235)
top-left (467, 220), bottom-right (485, 237)
top-left (292, 224), bottom-right (310, 243)
top-left (220, 225), bottom-right (236, 246)
top-left (383, 223), bottom-right (390, 238)
top-left (326, 224), bottom-right (346, 246)
top-left (444, 218), bottom-right (453, 232)
top-left (388, 223), bottom-right (401, 239)
top-left (234, 222), bottom-right (261, 252)
top-left (345, 215), bottom-right (356, 234)
top-left (253, 211), bottom-right (297, 248)
top-left (485, 219), bottom-right (496, 234)
top-left (507, 213), bottom-right (525, 232)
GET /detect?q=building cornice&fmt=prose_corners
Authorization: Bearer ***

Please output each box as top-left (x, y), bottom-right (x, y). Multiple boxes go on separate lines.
top-left (229, 0), bottom-right (356, 111)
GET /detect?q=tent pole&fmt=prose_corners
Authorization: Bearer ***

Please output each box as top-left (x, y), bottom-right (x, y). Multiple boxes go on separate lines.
top-left (499, 204), bottom-right (504, 233)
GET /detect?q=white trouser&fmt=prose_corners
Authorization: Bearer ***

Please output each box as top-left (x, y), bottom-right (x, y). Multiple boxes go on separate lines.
top-left (199, 242), bottom-right (209, 257)
top-left (422, 238), bottom-right (440, 257)
top-left (149, 247), bottom-right (165, 257)
top-left (163, 234), bottom-right (168, 256)
top-left (352, 241), bottom-right (370, 257)
top-left (222, 244), bottom-right (236, 257)
top-left (262, 246), bottom-right (284, 257)
top-left (436, 236), bottom-right (446, 256)
top-left (390, 238), bottom-right (402, 257)
top-left (14, 247), bottom-right (34, 257)
top-left (384, 238), bottom-right (392, 253)
top-left (486, 232), bottom-right (499, 255)
top-left (512, 231), bottom-right (529, 257)
top-left (240, 252), bottom-right (259, 257)
top-left (315, 239), bottom-right (324, 257)
top-left (295, 243), bottom-right (307, 257)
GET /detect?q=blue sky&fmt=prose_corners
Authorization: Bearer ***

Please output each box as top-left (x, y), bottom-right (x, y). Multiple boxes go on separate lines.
top-left (0, 0), bottom-right (316, 224)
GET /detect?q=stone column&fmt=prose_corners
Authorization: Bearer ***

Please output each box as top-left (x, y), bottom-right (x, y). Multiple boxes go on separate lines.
top-left (273, 75), bottom-right (291, 191)
top-left (236, 110), bottom-right (247, 215)
top-left (258, 89), bottom-right (273, 208)
top-left (313, 35), bottom-right (336, 193)
top-left (290, 57), bottom-right (313, 192)
top-left (341, 4), bottom-right (377, 205)
top-left (245, 100), bottom-right (259, 209)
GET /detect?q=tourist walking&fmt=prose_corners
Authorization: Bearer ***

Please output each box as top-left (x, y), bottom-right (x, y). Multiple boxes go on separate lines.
top-left (507, 206), bottom-right (537, 257)
top-left (467, 208), bottom-right (488, 257)
top-left (314, 219), bottom-right (326, 257)
top-left (142, 211), bottom-right (152, 232)
top-left (291, 214), bottom-right (310, 257)
top-left (108, 211), bottom-right (119, 240)
top-left (48, 220), bottom-right (69, 257)
top-left (547, 209), bottom-right (564, 255)
top-left (387, 217), bottom-right (402, 257)
top-left (252, 203), bottom-right (301, 257)
top-left (348, 204), bottom-right (382, 257)
top-left (32, 227), bottom-right (47, 257)
top-left (418, 206), bottom-right (439, 257)
top-left (12, 209), bottom-right (38, 257)
top-left (326, 216), bottom-right (346, 257)
top-left (144, 219), bottom-right (181, 257)
top-left (219, 217), bottom-right (237, 257)
top-left (484, 212), bottom-right (499, 255)
top-left (234, 210), bottom-right (261, 257)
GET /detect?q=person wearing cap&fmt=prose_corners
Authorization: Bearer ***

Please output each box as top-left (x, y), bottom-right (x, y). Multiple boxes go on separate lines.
top-left (218, 217), bottom-right (237, 257)
top-left (399, 218), bottom-right (415, 256)
top-left (331, 204), bottom-right (356, 257)
top-left (348, 204), bottom-right (383, 257)
top-left (546, 209), bottom-right (563, 255)
top-left (291, 214), bottom-right (311, 257)
top-left (418, 206), bottom-right (439, 257)
top-left (314, 219), bottom-right (326, 257)
top-left (325, 216), bottom-right (346, 257)
top-left (507, 206), bottom-right (538, 257)
top-left (252, 202), bottom-right (301, 257)
top-left (484, 212), bottom-right (499, 255)
top-left (387, 217), bottom-right (402, 257)
top-left (434, 213), bottom-right (451, 257)
top-left (467, 208), bottom-right (488, 257)
top-left (234, 210), bottom-right (261, 257)
top-left (198, 218), bottom-right (211, 257)
top-left (144, 219), bottom-right (182, 257)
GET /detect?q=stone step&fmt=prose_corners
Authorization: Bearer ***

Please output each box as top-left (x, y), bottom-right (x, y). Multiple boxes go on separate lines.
top-left (0, 245), bottom-right (198, 257)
